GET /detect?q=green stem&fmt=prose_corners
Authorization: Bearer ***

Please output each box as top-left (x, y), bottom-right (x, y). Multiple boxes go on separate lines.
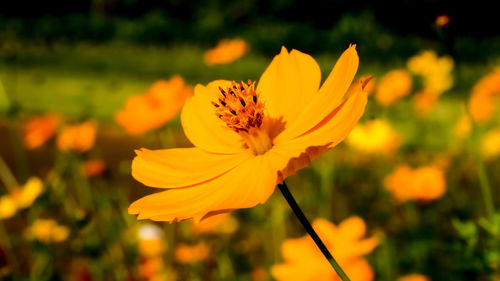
top-left (476, 158), bottom-right (495, 219)
top-left (278, 181), bottom-right (351, 281)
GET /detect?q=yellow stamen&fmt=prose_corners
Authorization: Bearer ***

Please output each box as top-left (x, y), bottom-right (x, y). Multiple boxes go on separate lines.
top-left (213, 81), bottom-right (272, 155)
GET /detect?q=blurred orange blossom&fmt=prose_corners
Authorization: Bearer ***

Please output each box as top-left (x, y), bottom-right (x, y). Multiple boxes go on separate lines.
top-left (115, 76), bottom-right (192, 135)
top-left (384, 165), bottom-right (446, 202)
top-left (468, 68), bottom-right (500, 123)
top-left (174, 242), bottom-right (209, 264)
top-left (128, 45), bottom-right (369, 222)
top-left (271, 217), bottom-right (378, 281)
top-left (375, 69), bottom-right (412, 106)
top-left (397, 274), bottom-right (431, 281)
top-left (204, 38), bottom-right (249, 65)
top-left (22, 114), bottom-right (60, 150)
top-left (57, 120), bottom-right (97, 153)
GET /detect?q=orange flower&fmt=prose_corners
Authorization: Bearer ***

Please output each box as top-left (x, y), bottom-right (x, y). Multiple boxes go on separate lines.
top-left (57, 121), bottom-right (97, 153)
top-left (346, 119), bottom-right (401, 155)
top-left (115, 76), bottom-right (192, 135)
top-left (412, 91), bottom-right (439, 116)
top-left (204, 38), bottom-right (249, 66)
top-left (271, 217), bottom-right (378, 281)
top-left (191, 213), bottom-right (238, 234)
top-left (174, 242), bottom-right (209, 264)
top-left (81, 159), bottom-right (107, 178)
top-left (468, 68), bottom-right (500, 123)
top-left (128, 45), bottom-right (368, 222)
top-left (435, 14), bottom-right (450, 28)
top-left (375, 70), bottom-right (412, 106)
top-left (22, 114), bottom-right (59, 150)
top-left (397, 274), bottom-right (431, 281)
top-left (384, 165), bottom-right (446, 202)
top-left (138, 224), bottom-right (166, 258)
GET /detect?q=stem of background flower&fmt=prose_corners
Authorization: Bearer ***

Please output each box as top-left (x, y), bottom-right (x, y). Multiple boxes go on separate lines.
top-left (0, 155), bottom-right (18, 190)
top-left (476, 158), bottom-right (495, 219)
top-left (278, 181), bottom-right (351, 281)
top-left (471, 124), bottom-right (496, 220)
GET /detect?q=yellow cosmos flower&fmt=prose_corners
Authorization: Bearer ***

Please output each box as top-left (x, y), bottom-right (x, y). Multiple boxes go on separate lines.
top-left (384, 165), bottom-right (446, 202)
top-left (375, 69), bottom-right (412, 106)
top-left (481, 128), bottom-right (500, 159)
top-left (115, 76), bottom-right (192, 135)
top-left (204, 38), bottom-right (249, 66)
top-left (271, 216), bottom-right (378, 281)
top-left (397, 274), bottom-right (431, 281)
top-left (128, 45), bottom-right (368, 222)
top-left (468, 68), bottom-right (500, 123)
top-left (25, 218), bottom-right (69, 243)
top-left (57, 120), bottom-right (97, 153)
top-left (22, 114), bottom-right (60, 150)
top-left (346, 119), bottom-right (401, 155)
top-left (0, 177), bottom-right (44, 219)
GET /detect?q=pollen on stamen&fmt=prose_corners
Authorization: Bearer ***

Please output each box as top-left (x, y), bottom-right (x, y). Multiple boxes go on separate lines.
top-left (212, 80), bottom-right (264, 133)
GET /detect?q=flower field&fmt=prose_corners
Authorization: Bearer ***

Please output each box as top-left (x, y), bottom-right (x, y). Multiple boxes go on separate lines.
top-left (1, 4), bottom-right (500, 281)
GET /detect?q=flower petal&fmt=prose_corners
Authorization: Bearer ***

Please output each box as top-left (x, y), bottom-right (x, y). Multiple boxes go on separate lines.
top-left (270, 80), bottom-right (368, 179)
top-left (257, 47), bottom-right (321, 127)
top-left (128, 153), bottom-right (278, 222)
top-left (132, 147), bottom-right (251, 188)
top-left (181, 81), bottom-right (245, 154)
top-left (275, 45), bottom-right (359, 143)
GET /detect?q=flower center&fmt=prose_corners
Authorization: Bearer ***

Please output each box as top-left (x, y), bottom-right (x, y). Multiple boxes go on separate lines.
top-left (212, 81), bottom-right (272, 155)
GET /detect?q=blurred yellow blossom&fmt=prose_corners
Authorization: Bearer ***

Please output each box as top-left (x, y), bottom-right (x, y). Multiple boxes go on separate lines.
top-left (397, 274), bottom-right (431, 281)
top-left (174, 242), bottom-right (209, 264)
top-left (384, 165), bottom-right (446, 202)
top-left (481, 128), bottom-right (500, 159)
top-left (271, 216), bottom-right (378, 281)
top-left (468, 68), bottom-right (500, 123)
top-left (25, 219), bottom-right (69, 243)
top-left (0, 196), bottom-right (16, 219)
top-left (22, 114), bottom-right (59, 150)
top-left (115, 76), bottom-right (192, 135)
top-left (0, 177), bottom-right (44, 219)
top-left (57, 120), bottom-right (97, 153)
top-left (454, 114), bottom-right (472, 138)
top-left (407, 50), bottom-right (454, 96)
top-left (346, 119), bottom-right (401, 155)
top-left (191, 213), bottom-right (238, 234)
top-left (375, 69), bottom-right (412, 106)
top-left (204, 38), bottom-right (249, 65)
